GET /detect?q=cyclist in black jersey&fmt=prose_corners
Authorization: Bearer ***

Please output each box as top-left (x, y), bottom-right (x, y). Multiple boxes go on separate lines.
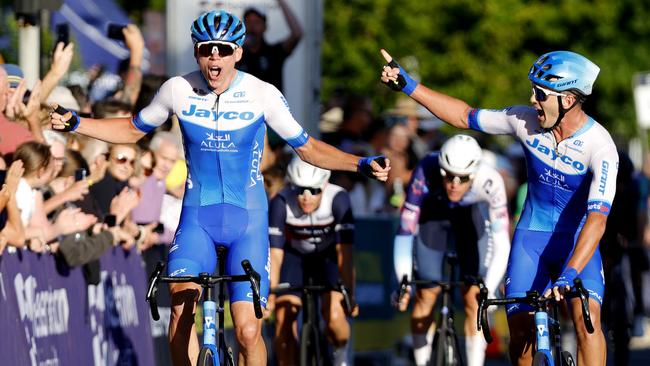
top-left (268, 157), bottom-right (358, 366)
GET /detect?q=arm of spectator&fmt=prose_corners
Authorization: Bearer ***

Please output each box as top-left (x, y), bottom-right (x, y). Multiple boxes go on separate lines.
top-left (278, 0), bottom-right (303, 53)
top-left (58, 229), bottom-right (113, 267)
top-left (136, 222), bottom-right (159, 252)
top-left (109, 187), bottom-right (141, 225)
top-left (0, 161), bottom-right (26, 249)
top-left (52, 207), bottom-right (97, 238)
top-left (43, 180), bottom-right (89, 215)
top-left (5, 79), bottom-right (45, 143)
top-left (39, 42), bottom-right (75, 104)
top-left (121, 24), bottom-right (144, 106)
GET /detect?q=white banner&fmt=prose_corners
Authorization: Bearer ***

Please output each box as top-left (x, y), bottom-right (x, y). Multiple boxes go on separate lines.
top-left (634, 72), bottom-right (650, 128)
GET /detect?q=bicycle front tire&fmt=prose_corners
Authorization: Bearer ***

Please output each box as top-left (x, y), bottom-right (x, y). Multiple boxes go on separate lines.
top-left (532, 352), bottom-right (551, 366)
top-left (432, 330), bottom-right (462, 366)
top-left (300, 322), bottom-right (322, 366)
top-left (560, 350), bottom-right (575, 366)
top-left (198, 348), bottom-right (216, 366)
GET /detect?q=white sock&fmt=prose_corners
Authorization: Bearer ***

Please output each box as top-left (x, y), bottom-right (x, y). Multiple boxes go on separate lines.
top-left (413, 330), bottom-right (434, 366)
top-left (333, 345), bottom-right (348, 366)
top-left (465, 334), bottom-right (487, 366)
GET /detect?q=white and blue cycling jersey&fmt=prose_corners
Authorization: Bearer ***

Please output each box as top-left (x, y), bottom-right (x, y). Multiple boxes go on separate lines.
top-left (468, 106), bottom-right (618, 314)
top-left (131, 70), bottom-right (310, 304)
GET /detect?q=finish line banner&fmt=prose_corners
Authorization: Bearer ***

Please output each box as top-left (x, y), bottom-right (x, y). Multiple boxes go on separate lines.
top-left (0, 247), bottom-right (155, 365)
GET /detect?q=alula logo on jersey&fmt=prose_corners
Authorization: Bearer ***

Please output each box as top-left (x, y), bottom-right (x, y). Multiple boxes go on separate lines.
top-left (182, 104), bottom-right (255, 121)
top-left (539, 168), bottom-right (571, 191)
top-left (526, 138), bottom-right (586, 172)
top-left (201, 132), bottom-right (238, 152)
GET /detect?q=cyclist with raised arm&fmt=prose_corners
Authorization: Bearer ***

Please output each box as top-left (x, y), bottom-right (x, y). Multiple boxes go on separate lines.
top-left (49, 10), bottom-right (389, 366)
top-left (394, 134), bottom-right (510, 366)
top-left (381, 49), bottom-right (615, 366)
top-left (268, 156), bottom-right (358, 366)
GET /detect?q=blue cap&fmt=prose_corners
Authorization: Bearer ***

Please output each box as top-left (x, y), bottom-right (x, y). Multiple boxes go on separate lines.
top-left (1, 64), bottom-right (24, 88)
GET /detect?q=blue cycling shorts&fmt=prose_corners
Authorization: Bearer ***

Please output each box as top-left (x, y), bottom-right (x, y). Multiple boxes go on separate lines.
top-left (167, 203), bottom-right (270, 306)
top-left (504, 229), bottom-right (604, 316)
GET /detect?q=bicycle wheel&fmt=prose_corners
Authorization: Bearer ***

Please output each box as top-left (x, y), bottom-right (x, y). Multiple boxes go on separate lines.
top-left (197, 347), bottom-right (216, 366)
top-left (300, 322), bottom-right (322, 366)
top-left (532, 352), bottom-right (551, 366)
top-left (560, 351), bottom-right (575, 366)
top-left (432, 330), bottom-right (462, 366)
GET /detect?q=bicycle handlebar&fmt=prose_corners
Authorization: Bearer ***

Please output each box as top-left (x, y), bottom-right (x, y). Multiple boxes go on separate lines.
top-left (476, 278), bottom-right (594, 343)
top-left (145, 260), bottom-right (264, 321)
top-left (270, 281), bottom-right (354, 314)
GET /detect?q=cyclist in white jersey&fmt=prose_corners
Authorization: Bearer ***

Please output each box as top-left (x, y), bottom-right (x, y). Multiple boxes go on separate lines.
top-left (380, 49), bottom-right (616, 366)
top-left (393, 134), bottom-right (510, 366)
top-left (49, 10), bottom-right (390, 366)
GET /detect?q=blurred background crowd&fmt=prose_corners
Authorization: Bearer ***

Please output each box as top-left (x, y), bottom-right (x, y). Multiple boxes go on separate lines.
top-left (1, 0), bottom-right (650, 365)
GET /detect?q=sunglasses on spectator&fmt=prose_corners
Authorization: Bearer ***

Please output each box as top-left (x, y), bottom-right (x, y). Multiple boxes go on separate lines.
top-left (440, 169), bottom-right (473, 184)
top-left (112, 153), bottom-right (136, 168)
top-left (195, 41), bottom-right (237, 57)
top-left (532, 85), bottom-right (567, 102)
top-left (294, 186), bottom-right (322, 196)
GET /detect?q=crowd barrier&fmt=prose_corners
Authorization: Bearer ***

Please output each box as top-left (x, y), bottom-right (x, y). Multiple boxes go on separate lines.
top-left (0, 246), bottom-right (156, 366)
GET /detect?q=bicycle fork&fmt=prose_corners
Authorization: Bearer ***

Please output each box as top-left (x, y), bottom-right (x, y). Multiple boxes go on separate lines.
top-left (204, 298), bottom-right (220, 365)
top-left (535, 311), bottom-right (555, 365)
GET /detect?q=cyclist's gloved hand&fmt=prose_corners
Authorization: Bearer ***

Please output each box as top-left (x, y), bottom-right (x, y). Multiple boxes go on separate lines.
top-left (358, 155), bottom-right (389, 181)
top-left (50, 105), bottom-right (80, 132)
top-left (547, 267), bottom-right (578, 301)
top-left (380, 49), bottom-right (418, 95)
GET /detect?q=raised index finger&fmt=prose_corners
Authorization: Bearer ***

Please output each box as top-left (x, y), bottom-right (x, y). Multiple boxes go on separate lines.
top-left (380, 49), bottom-right (393, 63)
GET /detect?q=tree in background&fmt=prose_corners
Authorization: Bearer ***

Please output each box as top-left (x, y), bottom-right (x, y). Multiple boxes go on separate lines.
top-left (323, 0), bottom-right (650, 139)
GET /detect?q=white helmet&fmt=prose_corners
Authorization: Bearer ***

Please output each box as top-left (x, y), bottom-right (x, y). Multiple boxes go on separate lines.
top-left (287, 156), bottom-right (331, 189)
top-left (439, 134), bottom-right (482, 176)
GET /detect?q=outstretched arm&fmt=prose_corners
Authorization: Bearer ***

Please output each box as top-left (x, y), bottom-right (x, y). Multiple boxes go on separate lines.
top-left (380, 49), bottom-right (473, 129)
top-left (294, 138), bottom-right (390, 181)
top-left (50, 109), bottom-right (145, 144)
top-left (278, 0), bottom-right (303, 53)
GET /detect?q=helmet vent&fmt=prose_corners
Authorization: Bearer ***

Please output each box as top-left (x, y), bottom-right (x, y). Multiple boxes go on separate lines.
top-left (544, 74), bottom-right (560, 81)
top-left (542, 64), bottom-right (552, 70)
top-left (536, 56), bottom-right (549, 65)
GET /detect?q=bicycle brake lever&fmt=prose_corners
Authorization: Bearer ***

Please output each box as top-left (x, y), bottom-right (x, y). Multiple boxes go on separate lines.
top-left (573, 278), bottom-right (594, 334)
top-left (397, 275), bottom-right (409, 305)
top-left (477, 283), bottom-right (493, 343)
top-left (146, 261), bottom-right (165, 321)
top-left (241, 260), bottom-right (263, 319)
top-left (339, 281), bottom-right (352, 314)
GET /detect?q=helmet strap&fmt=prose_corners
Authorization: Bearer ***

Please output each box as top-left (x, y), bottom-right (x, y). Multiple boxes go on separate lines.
top-left (546, 95), bottom-right (579, 131)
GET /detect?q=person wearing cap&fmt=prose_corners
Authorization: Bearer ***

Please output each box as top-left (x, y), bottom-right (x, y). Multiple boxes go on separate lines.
top-left (381, 48), bottom-right (615, 365)
top-left (0, 65), bottom-right (38, 154)
top-left (238, 0), bottom-right (303, 93)
top-left (393, 135), bottom-right (511, 366)
top-left (50, 10), bottom-right (389, 366)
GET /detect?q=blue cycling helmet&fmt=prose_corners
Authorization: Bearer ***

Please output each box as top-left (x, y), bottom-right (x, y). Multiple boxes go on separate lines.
top-left (528, 51), bottom-right (600, 96)
top-left (191, 10), bottom-right (246, 46)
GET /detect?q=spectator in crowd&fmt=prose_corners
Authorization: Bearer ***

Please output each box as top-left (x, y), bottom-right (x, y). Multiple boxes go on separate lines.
top-left (130, 131), bottom-right (181, 251)
top-left (382, 122), bottom-right (418, 210)
top-left (0, 160), bottom-right (26, 253)
top-left (13, 141), bottom-right (96, 253)
top-left (0, 65), bottom-right (42, 154)
top-left (238, 0), bottom-right (303, 92)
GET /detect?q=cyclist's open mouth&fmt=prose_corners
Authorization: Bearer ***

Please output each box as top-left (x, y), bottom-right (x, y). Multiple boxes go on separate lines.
top-left (536, 108), bottom-right (545, 122)
top-left (208, 66), bottom-right (222, 79)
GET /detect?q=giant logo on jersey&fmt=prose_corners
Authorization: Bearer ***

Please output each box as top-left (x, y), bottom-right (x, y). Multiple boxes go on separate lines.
top-left (525, 138), bottom-right (586, 172)
top-left (181, 104), bottom-right (255, 121)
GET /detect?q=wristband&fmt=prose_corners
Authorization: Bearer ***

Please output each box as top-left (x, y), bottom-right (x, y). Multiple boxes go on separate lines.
top-left (383, 60), bottom-right (419, 96)
top-left (54, 105), bottom-right (80, 132)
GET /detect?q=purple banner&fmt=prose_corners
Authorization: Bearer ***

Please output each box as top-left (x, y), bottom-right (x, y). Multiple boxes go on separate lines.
top-left (0, 247), bottom-right (155, 365)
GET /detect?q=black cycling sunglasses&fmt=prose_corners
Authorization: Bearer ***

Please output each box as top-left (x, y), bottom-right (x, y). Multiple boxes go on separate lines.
top-left (440, 169), bottom-right (472, 184)
top-left (294, 186), bottom-right (322, 196)
top-left (195, 42), bottom-right (237, 57)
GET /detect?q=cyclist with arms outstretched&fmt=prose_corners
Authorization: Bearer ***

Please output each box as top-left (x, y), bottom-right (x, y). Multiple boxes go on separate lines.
top-left (268, 156), bottom-right (358, 366)
top-left (49, 10), bottom-right (389, 366)
top-left (381, 49), bottom-right (615, 366)
top-left (394, 134), bottom-right (510, 366)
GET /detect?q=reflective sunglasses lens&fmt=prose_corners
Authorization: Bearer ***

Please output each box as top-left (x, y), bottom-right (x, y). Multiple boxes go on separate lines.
top-left (296, 186), bottom-right (322, 196)
top-left (533, 86), bottom-right (549, 102)
top-left (197, 43), bottom-right (235, 57)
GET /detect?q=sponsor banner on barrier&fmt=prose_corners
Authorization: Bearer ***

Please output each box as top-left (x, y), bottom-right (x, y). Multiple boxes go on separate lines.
top-left (0, 247), bottom-right (155, 365)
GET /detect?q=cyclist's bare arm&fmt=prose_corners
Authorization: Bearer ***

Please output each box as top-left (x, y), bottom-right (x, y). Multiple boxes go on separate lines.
top-left (566, 212), bottom-right (607, 274)
top-left (50, 111), bottom-right (146, 144)
top-left (295, 138), bottom-right (390, 181)
top-left (380, 48), bottom-right (473, 129)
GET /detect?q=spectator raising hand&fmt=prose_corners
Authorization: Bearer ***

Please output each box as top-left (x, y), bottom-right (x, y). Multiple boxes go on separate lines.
top-left (40, 42), bottom-right (75, 103)
top-left (110, 187), bottom-right (141, 224)
top-left (54, 207), bottom-right (98, 236)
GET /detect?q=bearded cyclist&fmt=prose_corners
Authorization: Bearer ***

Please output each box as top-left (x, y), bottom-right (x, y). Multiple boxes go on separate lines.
top-left (381, 49), bottom-right (616, 366)
top-left (49, 10), bottom-right (390, 366)
top-left (394, 134), bottom-right (510, 366)
top-left (268, 156), bottom-right (358, 366)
